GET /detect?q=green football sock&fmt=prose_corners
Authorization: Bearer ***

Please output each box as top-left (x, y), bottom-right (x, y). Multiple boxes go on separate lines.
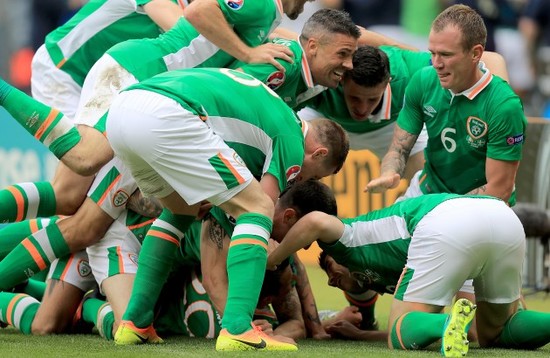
top-left (498, 310), bottom-right (550, 349)
top-left (18, 279), bottom-right (47, 301)
top-left (222, 212), bottom-right (272, 335)
top-left (123, 210), bottom-right (195, 328)
top-left (0, 78), bottom-right (81, 158)
top-left (390, 311), bottom-right (447, 350)
top-left (0, 223), bottom-right (70, 290)
top-left (0, 292), bottom-right (40, 334)
top-left (82, 297), bottom-right (114, 340)
top-left (0, 182), bottom-right (56, 223)
top-left (0, 217), bottom-right (59, 260)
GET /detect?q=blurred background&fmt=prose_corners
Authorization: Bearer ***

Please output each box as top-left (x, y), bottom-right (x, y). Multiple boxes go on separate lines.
top-left (1, 0), bottom-right (550, 293)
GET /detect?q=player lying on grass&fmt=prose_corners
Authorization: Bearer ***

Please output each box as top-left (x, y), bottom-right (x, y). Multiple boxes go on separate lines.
top-left (268, 193), bottom-right (550, 356)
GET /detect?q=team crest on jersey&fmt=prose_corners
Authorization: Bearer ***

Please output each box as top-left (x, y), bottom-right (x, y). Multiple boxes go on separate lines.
top-left (78, 259), bottom-right (92, 277)
top-left (112, 189), bottom-right (130, 207)
top-left (285, 165), bottom-right (301, 182)
top-left (128, 253), bottom-right (139, 266)
top-left (466, 116), bottom-right (487, 148)
top-left (266, 71), bottom-right (285, 90)
top-left (225, 0), bottom-right (243, 10)
top-left (466, 116), bottom-right (487, 140)
top-left (351, 269), bottom-right (382, 285)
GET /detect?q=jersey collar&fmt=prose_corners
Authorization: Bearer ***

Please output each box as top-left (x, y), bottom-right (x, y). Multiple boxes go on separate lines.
top-left (449, 62), bottom-right (492, 100)
top-left (368, 83), bottom-right (392, 121)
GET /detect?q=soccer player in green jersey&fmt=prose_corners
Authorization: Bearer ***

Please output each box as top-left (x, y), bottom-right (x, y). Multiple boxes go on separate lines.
top-left (365, 4), bottom-right (527, 206)
top-left (103, 68), bottom-right (348, 350)
top-left (268, 193), bottom-right (550, 356)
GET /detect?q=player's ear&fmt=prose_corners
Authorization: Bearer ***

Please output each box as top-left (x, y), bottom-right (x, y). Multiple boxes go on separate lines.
top-left (313, 147), bottom-right (328, 159)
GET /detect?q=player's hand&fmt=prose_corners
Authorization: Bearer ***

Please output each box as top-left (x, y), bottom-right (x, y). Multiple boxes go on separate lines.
top-left (252, 319), bottom-right (273, 335)
top-left (266, 255), bottom-right (278, 271)
top-left (311, 330), bottom-right (332, 340)
top-left (325, 320), bottom-right (363, 340)
top-left (364, 173), bottom-right (401, 193)
top-left (333, 306), bottom-right (362, 327)
top-left (245, 43), bottom-right (294, 72)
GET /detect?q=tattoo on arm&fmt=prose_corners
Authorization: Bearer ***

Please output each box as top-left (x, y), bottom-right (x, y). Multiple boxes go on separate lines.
top-left (467, 184), bottom-right (487, 196)
top-left (208, 218), bottom-right (226, 251)
top-left (126, 190), bottom-right (163, 218)
top-left (381, 129), bottom-right (418, 176)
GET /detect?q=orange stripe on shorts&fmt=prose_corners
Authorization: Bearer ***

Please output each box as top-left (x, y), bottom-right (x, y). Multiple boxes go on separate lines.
top-left (59, 254), bottom-right (74, 282)
top-left (217, 153), bottom-right (245, 184)
top-left (6, 186), bottom-right (25, 222)
top-left (22, 238), bottom-right (47, 270)
top-left (97, 174), bottom-right (121, 206)
top-left (117, 246), bottom-right (125, 274)
top-left (34, 109), bottom-right (60, 141)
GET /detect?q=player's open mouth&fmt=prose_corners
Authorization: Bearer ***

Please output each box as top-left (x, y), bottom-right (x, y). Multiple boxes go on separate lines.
top-left (333, 70), bottom-right (343, 81)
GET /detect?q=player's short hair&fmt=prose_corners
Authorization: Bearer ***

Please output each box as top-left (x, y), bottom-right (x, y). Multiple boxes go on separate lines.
top-left (300, 8), bottom-right (360, 44)
top-left (344, 46), bottom-right (390, 88)
top-left (260, 257), bottom-right (291, 300)
top-left (318, 250), bottom-right (329, 272)
top-left (310, 118), bottom-right (349, 174)
top-left (432, 4), bottom-right (487, 51)
top-left (279, 179), bottom-right (338, 218)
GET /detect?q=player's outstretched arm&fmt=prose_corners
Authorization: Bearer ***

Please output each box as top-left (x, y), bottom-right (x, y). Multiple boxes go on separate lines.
top-left (364, 125), bottom-right (417, 193)
top-left (267, 212), bottom-right (342, 269)
top-left (142, 0), bottom-right (184, 31)
top-left (184, 0), bottom-right (293, 72)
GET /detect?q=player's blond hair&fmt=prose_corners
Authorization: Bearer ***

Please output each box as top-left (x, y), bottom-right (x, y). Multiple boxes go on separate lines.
top-left (432, 4), bottom-right (487, 51)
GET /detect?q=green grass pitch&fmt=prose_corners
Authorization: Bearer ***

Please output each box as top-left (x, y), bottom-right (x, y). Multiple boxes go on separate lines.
top-left (0, 264), bottom-right (549, 357)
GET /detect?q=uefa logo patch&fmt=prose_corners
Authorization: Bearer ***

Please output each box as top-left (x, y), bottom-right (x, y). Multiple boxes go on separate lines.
top-left (225, 0), bottom-right (243, 10)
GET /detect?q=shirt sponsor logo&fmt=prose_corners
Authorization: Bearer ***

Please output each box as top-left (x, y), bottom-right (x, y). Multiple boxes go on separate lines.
top-left (423, 105), bottom-right (437, 117)
top-left (285, 165), bottom-right (301, 182)
top-left (225, 0), bottom-right (243, 10)
top-left (112, 189), bottom-right (130, 207)
top-left (506, 133), bottom-right (524, 145)
top-left (266, 71), bottom-right (285, 90)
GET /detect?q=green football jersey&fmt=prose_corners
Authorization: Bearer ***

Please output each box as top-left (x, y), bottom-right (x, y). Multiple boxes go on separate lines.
top-left (230, 38), bottom-right (326, 110)
top-left (397, 65), bottom-right (527, 199)
top-left (304, 46), bottom-right (432, 133)
top-left (109, 0), bottom-right (283, 81)
top-left (125, 68), bottom-right (306, 193)
top-left (319, 193), bottom-right (495, 294)
top-left (44, 0), bottom-right (173, 86)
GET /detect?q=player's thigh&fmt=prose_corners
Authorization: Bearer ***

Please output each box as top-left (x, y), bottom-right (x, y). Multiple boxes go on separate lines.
top-left (32, 251), bottom-right (95, 334)
top-left (31, 44), bottom-right (81, 119)
top-left (475, 300), bottom-right (518, 348)
top-left (218, 178), bottom-right (273, 219)
top-left (102, 274), bottom-right (135, 326)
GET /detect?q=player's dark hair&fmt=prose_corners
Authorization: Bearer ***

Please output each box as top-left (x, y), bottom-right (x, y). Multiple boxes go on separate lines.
top-left (310, 118), bottom-right (349, 174)
top-left (259, 257), bottom-right (291, 299)
top-left (344, 46), bottom-right (390, 88)
top-left (300, 8), bottom-right (360, 43)
top-left (318, 250), bottom-right (329, 272)
top-left (279, 179), bottom-right (338, 218)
